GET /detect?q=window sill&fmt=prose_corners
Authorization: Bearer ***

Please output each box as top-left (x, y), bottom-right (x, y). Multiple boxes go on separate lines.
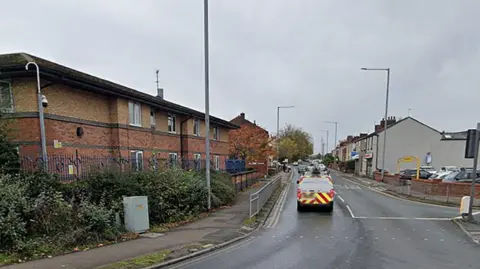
top-left (168, 131), bottom-right (177, 134)
top-left (129, 123), bottom-right (142, 127)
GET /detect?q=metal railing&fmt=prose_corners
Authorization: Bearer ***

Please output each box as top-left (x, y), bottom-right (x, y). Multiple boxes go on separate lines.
top-left (249, 173), bottom-right (283, 218)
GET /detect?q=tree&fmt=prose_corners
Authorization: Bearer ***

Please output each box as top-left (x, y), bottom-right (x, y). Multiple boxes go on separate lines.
top-left (229, 124), bottom-right (274, 162)
top-left (322, 154), bottom-right (335, 167)
top-left (278, 137), bottom-right (297, 162)
top-left (277, 124), bottom-right (313, 161)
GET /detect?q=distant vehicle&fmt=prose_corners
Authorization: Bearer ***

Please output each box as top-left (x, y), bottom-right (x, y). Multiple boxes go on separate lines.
top-left (442, 169), bottom-right (480, 183)
top-left (293, 162), bottom-right (298, 166)
top-left (420, 166), bottom-right (437, 174)
top-left (296, 177), bottom-right (335, 212)
top-left (298, 164), bottom-right (307, 174)
top-left (428, 171), bottom-right (452, 180)
top-left (399, 169), bottom-right (432, 180)
top-left (440, 166), bottom-right (459, 172)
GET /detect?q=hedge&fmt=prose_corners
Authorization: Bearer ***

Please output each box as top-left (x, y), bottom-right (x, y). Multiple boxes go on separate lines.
top-left (0, 168), bottom-right (235, 257)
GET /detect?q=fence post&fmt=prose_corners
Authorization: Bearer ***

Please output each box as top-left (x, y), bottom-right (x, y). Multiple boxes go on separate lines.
top-left (249, 193), bottom-right (252, 218)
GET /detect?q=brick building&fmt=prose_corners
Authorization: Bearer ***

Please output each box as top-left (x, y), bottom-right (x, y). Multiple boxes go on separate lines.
top-left (0, 53), bottom-right (238, 170)
top-left (229, 112), bottom-right (270, 174)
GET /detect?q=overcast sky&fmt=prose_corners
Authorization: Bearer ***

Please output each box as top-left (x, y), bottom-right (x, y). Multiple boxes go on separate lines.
top-left (1, 0), bottom-right (479, 153)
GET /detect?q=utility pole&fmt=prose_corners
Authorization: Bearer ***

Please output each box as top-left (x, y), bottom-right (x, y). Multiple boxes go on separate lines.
top-left (468, 123), bottom-right (480, 221)
top-left (361, 67), bottom-right (391, 181)
top-left (276, 106), bottom-right (294, 163)
top-left (203, 0), bottom-right (211, 211)
top-left (325, 121), bottom-right (338, 149)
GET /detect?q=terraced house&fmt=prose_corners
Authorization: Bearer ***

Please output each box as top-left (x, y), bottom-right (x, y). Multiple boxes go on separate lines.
top-left (0, 53), bottom-right (238, 171)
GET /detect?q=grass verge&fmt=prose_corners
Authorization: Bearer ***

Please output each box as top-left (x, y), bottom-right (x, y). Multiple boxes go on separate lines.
top-left (99, 250), bottom-right (171, 269)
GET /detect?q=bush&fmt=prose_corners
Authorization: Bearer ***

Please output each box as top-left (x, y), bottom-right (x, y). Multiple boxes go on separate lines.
top-left (0, 175), bottom-right (28, 252)
top-left (0, 167), bottom-right (236, 257)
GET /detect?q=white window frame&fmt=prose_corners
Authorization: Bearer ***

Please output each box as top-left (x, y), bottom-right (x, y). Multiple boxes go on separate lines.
top-left (213, 125), bottom-right (219, 140)
top-left (150, 108), bottom-right (156, 127)
top-left (193, 119), bottom-right (200, 136)
top-left (128, 101), bottom-right (142, 127)
top-left (0, 80), bottom-right (14, 112)
top-left (169, 152), bottom-right (178, 166)
top-left (168, 114), bottom-right (176, 133)
top-left (214, 155), bottom-right (220, 171)
top-left (130, 150), bottom-right (143, 171)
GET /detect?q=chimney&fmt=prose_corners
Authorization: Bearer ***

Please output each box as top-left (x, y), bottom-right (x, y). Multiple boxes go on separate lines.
top-left (157, 88), bottom-right (164, 99)
top-left (253, 120), bottom-right (256, 125)
top-left (240, 112), bottom-right (245, 119)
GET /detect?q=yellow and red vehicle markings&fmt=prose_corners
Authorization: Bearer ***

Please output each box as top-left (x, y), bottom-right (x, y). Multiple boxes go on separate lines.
top-left (299, 192), bottom-right (333, 205)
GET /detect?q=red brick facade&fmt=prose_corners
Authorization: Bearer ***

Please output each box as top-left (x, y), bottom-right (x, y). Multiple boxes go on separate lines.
top-left (0, 53), bottom-right (237, 169)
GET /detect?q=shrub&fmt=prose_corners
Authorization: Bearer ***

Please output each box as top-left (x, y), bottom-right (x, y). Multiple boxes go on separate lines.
top-left (0, 175), bottom-right (28, 252)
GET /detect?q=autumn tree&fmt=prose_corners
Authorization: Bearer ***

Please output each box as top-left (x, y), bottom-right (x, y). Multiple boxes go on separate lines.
top-left (229, 124), bottom-right (274, 162)
top-left (277, 124), bottom-right (313, 161)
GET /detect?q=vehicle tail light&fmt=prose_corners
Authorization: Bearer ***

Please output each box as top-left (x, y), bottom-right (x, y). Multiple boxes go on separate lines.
top-left (297, 188), bottom-right (302, 199)
top-left (329, 189), bottom-right (335, 198)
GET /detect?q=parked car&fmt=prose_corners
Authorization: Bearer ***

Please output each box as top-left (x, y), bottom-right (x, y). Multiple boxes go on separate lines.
top-left (399, 169), bottom-right (432, 180)
top-left (439, 166), bottom-right (459, 172)
top-left (428, 170), bottom-right (452, 180)
top-left (293, 162), bottom-right (299, 166)
top-left (442, 169), bottom-right (480, 183)
top-left (419, 166), bottom-right (437, 174)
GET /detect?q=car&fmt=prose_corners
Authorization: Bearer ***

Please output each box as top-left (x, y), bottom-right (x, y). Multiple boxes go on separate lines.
top-left (293, 162), bottom-right (298, 166)
top-left (399, 169), bottom-right (432, 180)
top-left (296, 177), bottom-right (335, 212)
top-left (420, 166), bottom-right (437, 174)
top-left (297, 164), bottom-right (307, 174)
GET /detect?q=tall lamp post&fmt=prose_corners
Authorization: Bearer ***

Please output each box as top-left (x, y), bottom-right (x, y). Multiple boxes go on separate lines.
top-left (276, 106), bottom-right (294, 163)
top-left (361, 67), bottom-right (391, 181)
top-left (325, 121), bottom-right (338, 151)
top-left (25, 62), bottom-right (48, 170)
top-left (203, 0), bottom-right (211, 211)
top-left (319, 130), bottom-right (329, 154)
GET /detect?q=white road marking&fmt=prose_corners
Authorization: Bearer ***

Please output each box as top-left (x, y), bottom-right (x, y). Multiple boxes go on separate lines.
top-left (264, 179), bottom-right (291, 228)
top-left (353, 216), bottom-right (452, 221)
top-left (337, 195), bottom-right (345, 203)
top-left (346, 205), bottom-right (355, 218)
top-left (300, 235), bottom-right (304, 238)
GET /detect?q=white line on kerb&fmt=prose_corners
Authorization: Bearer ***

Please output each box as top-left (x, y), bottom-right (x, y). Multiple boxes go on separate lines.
top-left (353, 216), bottom-right (452, 220)
top-left (346, 205), bottom-right (355, 218)
top-left (337, 195), bottom-right (345, 203)
top-left (269, 182), bottom-right (291, 228)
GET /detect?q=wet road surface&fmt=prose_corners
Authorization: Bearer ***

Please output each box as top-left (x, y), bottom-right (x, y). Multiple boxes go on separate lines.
top-left (166, 170), bottom-right (479, 269)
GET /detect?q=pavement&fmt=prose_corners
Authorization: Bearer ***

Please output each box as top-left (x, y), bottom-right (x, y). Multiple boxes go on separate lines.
top-left (164, 169), bottom-right (480, 269)
top-left (4, 173), bottom-right (287, 269)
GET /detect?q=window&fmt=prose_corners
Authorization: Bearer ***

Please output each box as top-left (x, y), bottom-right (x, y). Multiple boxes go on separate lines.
top-left (130, 150), bottom-right (143, 171)
top-left (213, 125), bottom-right (219, 140)
top-left (128, 101), bottom-right (141, 126)
top-left (214, 155), bottom-right (220, 170)
top-left (150, 108), bottom-right (156, 126)
top-left (194, 153), bottom-right (201, 170)
top-left (168, 114), bottom-right (176, 133)
top-left (169, 152), bottom-right (178, 166)
top-left (0, 80), bottom-right (13, 112)
top-left (193, 119), bottom-right (200, 136)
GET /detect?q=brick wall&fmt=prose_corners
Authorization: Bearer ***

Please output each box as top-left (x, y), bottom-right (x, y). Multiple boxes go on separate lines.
top-left (9, 77), bottom-right (232, 160)
top-left (411, 179), bottom-right (480, 198)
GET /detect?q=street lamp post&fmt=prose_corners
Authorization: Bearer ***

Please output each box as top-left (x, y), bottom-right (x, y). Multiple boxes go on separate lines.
top-left (25, 62), bottom-right (48, 170)
top-left (276, 106), bottom-right (294, 163)
top-left (319, 130), bottom-right (329, 154)
top-left (203, 0), bottom-right (211, 211)
top-left (361, 67), bottom-right (391, 181)
top-left (325, 121), bottom-right (338, 150)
